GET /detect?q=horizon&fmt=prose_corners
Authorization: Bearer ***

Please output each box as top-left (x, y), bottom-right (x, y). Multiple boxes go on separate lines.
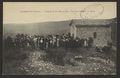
top-left (3, 17), bottom-right (117, 25)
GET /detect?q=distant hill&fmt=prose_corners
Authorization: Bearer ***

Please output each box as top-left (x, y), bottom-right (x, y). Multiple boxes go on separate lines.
top-left (3, 18), bottom-right (116, 39)
top-left (3, 20), bottom-right (71, 38)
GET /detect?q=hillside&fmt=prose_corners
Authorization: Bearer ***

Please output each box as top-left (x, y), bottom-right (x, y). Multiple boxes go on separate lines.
top-left (3, 20), bottom-right (70, 38)
top-left (3, 18), bottom-right (116, 38)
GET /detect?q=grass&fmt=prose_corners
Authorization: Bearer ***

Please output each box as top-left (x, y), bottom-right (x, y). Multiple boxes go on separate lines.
top-left (2, 46), bottom-right (116, 75)
top-left (2, 48), bottom-right (29, 75)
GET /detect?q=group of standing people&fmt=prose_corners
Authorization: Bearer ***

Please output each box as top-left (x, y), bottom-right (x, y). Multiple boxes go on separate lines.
top-left (3, 33), bottom-right (94, 50)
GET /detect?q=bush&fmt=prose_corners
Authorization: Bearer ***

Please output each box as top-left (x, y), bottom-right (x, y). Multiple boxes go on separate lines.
top-left (102, 46), bottom-right (111, 53)
top-left (3, 49), bottom-right (28, 62)
top-left (45, 48), bottom-right (67, 65)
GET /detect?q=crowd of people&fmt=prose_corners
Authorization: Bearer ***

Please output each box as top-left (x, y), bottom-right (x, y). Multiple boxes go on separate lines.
top-left (3, 33), bottom-right (94, 50)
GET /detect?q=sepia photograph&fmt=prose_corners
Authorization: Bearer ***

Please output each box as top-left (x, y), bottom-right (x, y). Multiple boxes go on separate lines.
top-left (3, 2), bottom-right (117, 75)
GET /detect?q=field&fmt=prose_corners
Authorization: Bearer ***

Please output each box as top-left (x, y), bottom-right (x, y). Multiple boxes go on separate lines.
top-left (2, 46), bottom-right (116, 75)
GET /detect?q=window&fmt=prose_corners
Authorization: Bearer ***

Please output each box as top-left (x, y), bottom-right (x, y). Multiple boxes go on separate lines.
top-left (93, 32), bottom-right (97, 38)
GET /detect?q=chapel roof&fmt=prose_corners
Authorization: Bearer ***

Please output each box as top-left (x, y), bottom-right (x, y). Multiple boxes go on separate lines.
top-left (69, 18), bottom-right (117, 26)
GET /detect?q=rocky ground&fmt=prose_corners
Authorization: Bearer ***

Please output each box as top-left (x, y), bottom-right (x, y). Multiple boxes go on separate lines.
top-left (2, 47), bottom-right (116, 75)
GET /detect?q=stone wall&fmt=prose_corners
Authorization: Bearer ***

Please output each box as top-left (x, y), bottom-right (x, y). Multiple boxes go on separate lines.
top-left (76, 26), bottom-right (111, 47)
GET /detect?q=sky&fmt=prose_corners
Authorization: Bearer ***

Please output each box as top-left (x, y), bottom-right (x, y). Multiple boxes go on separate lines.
top-left (3, 2), bottom-right (116, 24)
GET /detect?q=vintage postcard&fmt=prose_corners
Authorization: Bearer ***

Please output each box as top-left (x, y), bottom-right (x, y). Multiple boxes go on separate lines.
top-left (3, 2), bottom-right (117, 75)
